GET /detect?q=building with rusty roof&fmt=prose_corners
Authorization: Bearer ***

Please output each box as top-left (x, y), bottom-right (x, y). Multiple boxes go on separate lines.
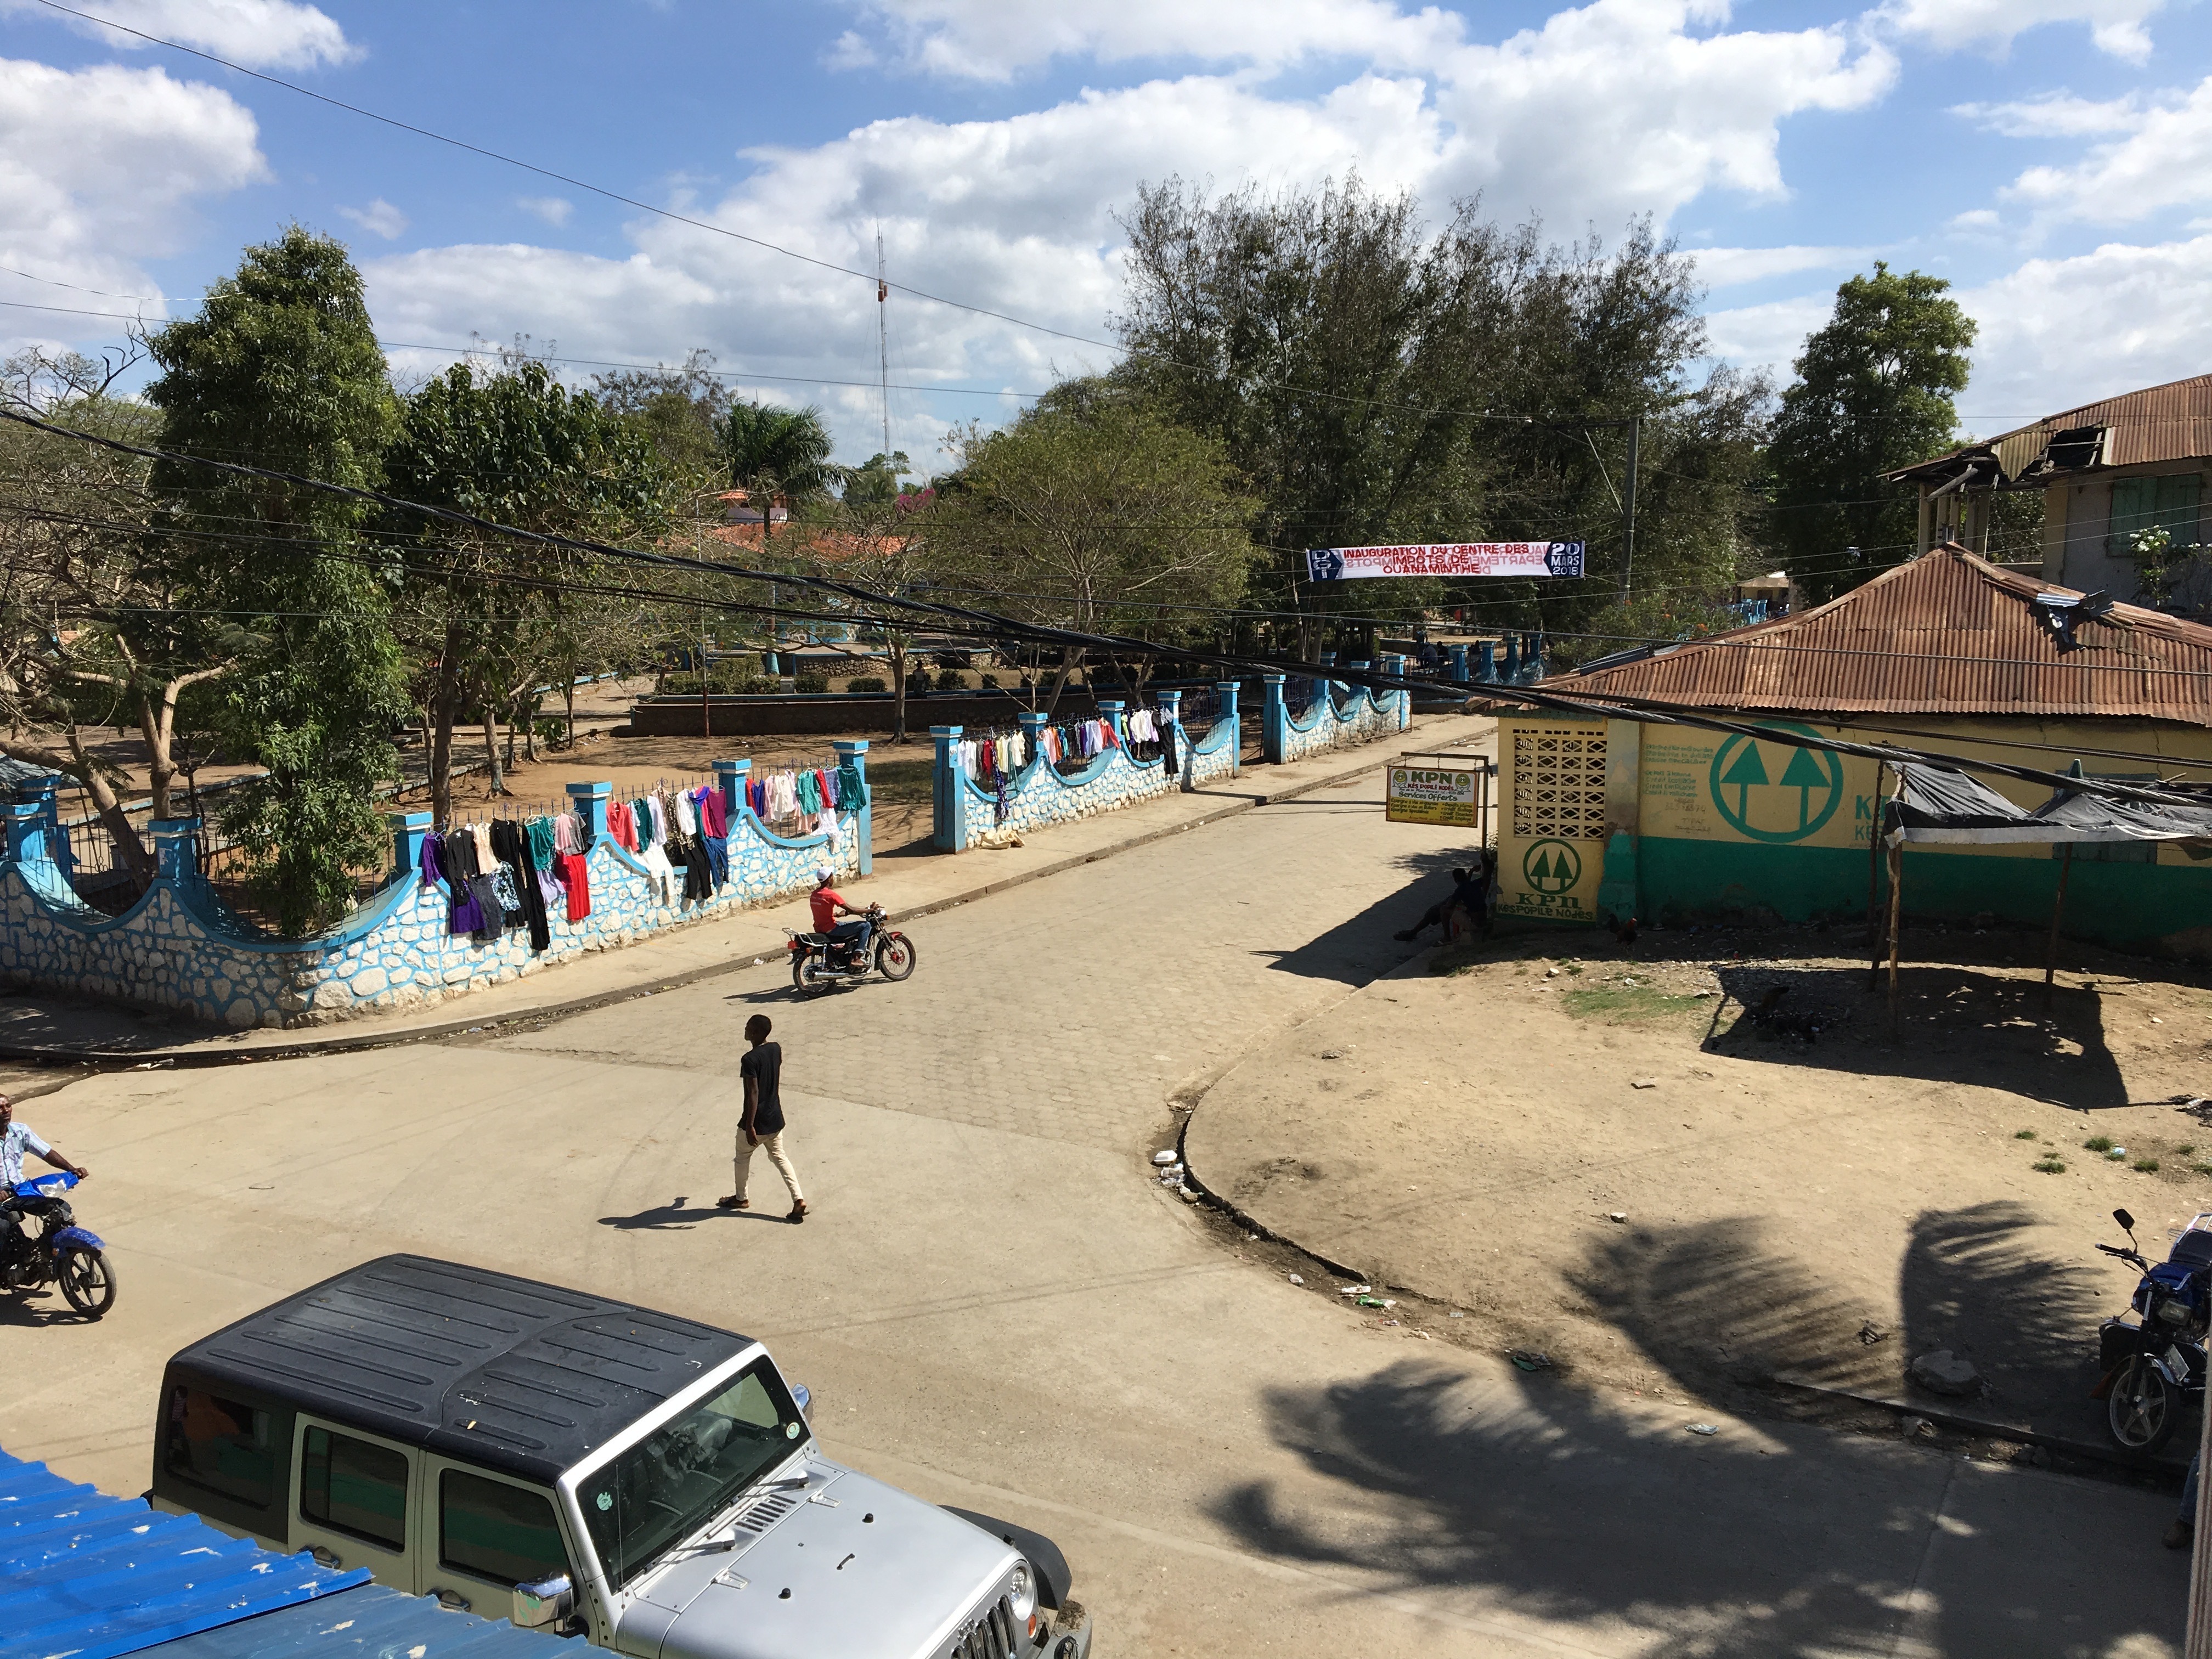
top-left (1487, 544), bottom-right (2212, 953)
top-left (1883, 372), bottom-right (2212, 605)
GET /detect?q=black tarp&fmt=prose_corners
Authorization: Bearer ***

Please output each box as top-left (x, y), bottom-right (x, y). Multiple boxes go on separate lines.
top-left (1883, 762), bottom-right (2212, 845)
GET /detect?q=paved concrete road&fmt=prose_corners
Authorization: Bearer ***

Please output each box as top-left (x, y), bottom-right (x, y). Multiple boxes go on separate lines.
top-left (4, 769), bottom-right (2187, 1657)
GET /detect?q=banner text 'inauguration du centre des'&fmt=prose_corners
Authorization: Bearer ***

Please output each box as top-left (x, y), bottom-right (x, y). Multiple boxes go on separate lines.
top-left (1304, 542), bottom-right (1586, 582)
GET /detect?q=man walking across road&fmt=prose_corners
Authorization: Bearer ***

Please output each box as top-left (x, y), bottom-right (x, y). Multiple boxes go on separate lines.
top-left (718, 1014), bottom-right (806, 1223)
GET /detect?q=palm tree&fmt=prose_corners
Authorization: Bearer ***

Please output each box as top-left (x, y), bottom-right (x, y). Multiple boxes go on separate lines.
top-left (721, 402), bottom-right (847, 541)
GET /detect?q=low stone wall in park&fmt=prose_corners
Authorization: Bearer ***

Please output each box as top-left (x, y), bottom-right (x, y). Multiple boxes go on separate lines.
top-left (1262, 660), bottom-right (1413, 765)
top-left (931, 688), bottom-right (1242, 851)
top-left (0, 747), bottom-right (872, 1030)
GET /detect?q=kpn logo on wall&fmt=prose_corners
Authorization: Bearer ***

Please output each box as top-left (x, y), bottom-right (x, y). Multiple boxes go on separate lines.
top-left (1707, 725), bottom-right (1845, 843)
top-left (1522, 838), bottom-right (1582, 894)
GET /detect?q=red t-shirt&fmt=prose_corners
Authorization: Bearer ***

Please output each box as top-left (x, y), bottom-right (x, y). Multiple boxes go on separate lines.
top-left (810, 888), bottom-right (847, 932)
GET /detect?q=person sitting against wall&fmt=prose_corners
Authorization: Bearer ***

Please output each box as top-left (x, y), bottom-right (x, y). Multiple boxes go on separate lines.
top-left (1394, 856), bottom-right (1493, 945)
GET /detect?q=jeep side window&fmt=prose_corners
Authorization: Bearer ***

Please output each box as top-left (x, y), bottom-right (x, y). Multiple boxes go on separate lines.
top-left (164, 1387), bottom-right (276, 1508)
top-left (300, 1426), bottom-right (408, 1550)
top-left (439, 1470), bottom-right (567, 1588)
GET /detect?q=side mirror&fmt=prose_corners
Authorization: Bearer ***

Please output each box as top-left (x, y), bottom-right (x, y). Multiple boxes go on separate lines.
top-left (512, 1574), bottom-right (573, 1630)
top-left (2116, 1209), bottom-right (2136, 1232)
top-left (792, 1384), bottom-right (812, 1415)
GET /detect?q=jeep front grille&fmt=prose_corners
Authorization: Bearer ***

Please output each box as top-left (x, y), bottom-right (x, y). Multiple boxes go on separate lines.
top-left (950, 1595), bottom-right (1017, 1659)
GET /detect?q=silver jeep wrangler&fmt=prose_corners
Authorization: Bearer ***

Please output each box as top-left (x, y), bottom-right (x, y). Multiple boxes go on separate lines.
top-left (149, 1255), bottom-right (1093, 1659)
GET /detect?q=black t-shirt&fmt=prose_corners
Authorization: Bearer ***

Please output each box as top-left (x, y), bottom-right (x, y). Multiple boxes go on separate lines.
top-left (740, 1042), bottom-right (785, 1137)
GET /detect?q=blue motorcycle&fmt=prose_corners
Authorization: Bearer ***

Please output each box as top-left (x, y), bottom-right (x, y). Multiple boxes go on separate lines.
top-left (2094, 1207), bottom-right (2209, 1453)
top-left (1, 1170), bottom-right (115, 1318)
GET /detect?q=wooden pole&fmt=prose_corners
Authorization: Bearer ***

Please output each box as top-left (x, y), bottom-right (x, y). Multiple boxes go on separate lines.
top-left (2190, 1388), bottom-right (2212, 1658)
top-left (1867, 763), bottom-right (1887, 989)
top-left (2042, 845), bottom-right (2073, 1011)
top-left (1886, 844), bottom-right (1904, 1029)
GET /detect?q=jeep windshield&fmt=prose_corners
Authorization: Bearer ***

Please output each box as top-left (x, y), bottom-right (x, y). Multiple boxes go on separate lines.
top-left (579, 1358), bottom-right (809, 1590)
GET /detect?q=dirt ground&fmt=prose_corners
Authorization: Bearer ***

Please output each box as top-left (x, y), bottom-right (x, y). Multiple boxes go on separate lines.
top-left (1184, 912), bottom-right (2212, 1455)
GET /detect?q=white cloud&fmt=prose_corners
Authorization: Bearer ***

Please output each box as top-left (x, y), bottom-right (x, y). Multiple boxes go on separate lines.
top-left (0, 56), bottom-right (266, 337)
top-left (516, 195), bottom-right (574, 227)
top-left (1955, 234), bottom-right (2212, 415)
top-left (1953, 91), bottom-right (2148, 137)
top-left (1680, 245), bottom-right (1874, 289)
top-left (838, 0), bottom-right (1462, 82)
top-left (1875, 0), bottom-right (2165, 62)
top-left (0, 0), bottom-right (356, 71)
top-left (338, 198), bottom-right (408, 239)
top-left (2002, 75), bottom-right (2212, 223)
top-left (1701, 292), bottom-right (1835, 378)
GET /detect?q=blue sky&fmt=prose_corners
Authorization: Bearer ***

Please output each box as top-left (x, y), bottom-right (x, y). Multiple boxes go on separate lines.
top-left (3, 0), bottom-right (2209, 471)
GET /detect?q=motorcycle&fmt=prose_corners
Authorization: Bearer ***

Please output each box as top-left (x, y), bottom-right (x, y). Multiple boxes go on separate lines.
top-left (786, 904), bottom-right (916, 998)
top-left (1, 1170), bottom-right (116, 1318)
top-left (2092, 1206), bottom-right (2209, 1452)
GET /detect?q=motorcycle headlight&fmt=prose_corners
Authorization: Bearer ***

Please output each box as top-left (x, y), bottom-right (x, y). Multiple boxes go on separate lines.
top-left (2159, 1297), bottom-right (2192, 1325)
top-left (1007, 1562), bottom-right (1036, 1623)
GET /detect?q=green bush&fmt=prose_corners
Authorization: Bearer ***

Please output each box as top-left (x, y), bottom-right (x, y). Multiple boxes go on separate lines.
top-left (845, 675), bottom-right (887, 693)
top-left (662, 669), bottom-right (772, 696)
top-left (936, 668), bottom-right (965, 691)
top-left (793, 673), bottom-right (829, 694)
top-left (980, 673), bottom-right (1000, 688)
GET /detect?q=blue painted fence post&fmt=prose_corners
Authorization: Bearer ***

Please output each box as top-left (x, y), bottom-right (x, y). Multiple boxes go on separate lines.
top-left (714, 758), bottom-right (748, 825)
top-left (1477, 640), bottom-right (1497, 682)
top-left (1448, 645), bottom-right (1470, 684)
top-left (1016, 710), bottom-right (1048, 771)
top-left (4, 800), bottom-right (45, 865)
top-left (1216, 681), bottom-right (1241, 777)
top-left (148, 819), bottom-right (201, 887)
top-left (1156, 690), bottom-right (1186, 792)
top-left (1502, 634), bottom-right (1521, 681)
top-left (1098, 699), bottom-right (1126, 749)
top-left (1262, 674), bottom-right (1288, 765)
top-left (931, 725), bottom-right (967, 852)
top-left (567, 781), bottom-right (611, 844)
top-left (391, 812), bottom-right (431, 884)
top-left (831, 741), bottom-right (872, 876)
top-left (27, 780), bottom-right (72, 884)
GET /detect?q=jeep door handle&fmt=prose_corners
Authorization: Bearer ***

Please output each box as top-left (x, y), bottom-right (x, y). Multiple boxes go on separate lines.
top-left (308, 1546), bottom-right (342, 1570)
top-left (433, 1589), bottom-right (473, 1612)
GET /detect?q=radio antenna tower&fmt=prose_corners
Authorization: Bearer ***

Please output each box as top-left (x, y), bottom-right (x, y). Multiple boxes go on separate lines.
top-left (875, 226), bottom-right (890, 462)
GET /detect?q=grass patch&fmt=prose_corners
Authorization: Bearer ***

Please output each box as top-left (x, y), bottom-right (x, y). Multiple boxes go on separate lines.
top-left (863, 755), bottom-right (936, 805)
top-left (2137, 1158), bottom-right (2163, 1173)
top-left (2182, 1143), bottom-right (2198, 1156)
top-left (2015, 1129), bottom-right (2038, 1140)
top-left (2035, 1155), bottom-right (2068, 1174)
top-left (2193, 1162), bottom-right (2212, 1177)
top-left (2084, 1135), bottom-right (2114, 1153)
top-left (1560, 986), bottom-right (1708, 1023)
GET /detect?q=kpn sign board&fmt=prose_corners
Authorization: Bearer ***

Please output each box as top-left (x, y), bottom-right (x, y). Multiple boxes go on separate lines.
top-left (1386, 760), bottom-right (1479, 827)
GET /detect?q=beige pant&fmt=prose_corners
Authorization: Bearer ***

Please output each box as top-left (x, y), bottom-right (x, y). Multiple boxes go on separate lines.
top-left (735, 1129), bottom-right (804, 1205)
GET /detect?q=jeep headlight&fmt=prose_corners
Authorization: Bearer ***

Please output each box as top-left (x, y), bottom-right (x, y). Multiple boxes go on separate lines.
top-left (1008, 1562), bottom-right (1037, 1623)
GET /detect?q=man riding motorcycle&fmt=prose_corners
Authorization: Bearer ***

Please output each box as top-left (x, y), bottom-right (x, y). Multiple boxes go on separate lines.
top-left (809, 867), bottom-right (872, 967)
top-left (0, 1092), bottom-right (90, 1272)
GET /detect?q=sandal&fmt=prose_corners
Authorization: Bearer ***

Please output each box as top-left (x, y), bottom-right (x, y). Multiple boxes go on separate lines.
top-left (715, 1195), bottom-right (748, 1210)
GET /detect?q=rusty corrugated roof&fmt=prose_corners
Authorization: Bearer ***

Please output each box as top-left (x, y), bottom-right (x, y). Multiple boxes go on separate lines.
top-left (1540, 544), bottom-right (2212, 725)
top-left (1889, 371), bottom-right (2212, 485)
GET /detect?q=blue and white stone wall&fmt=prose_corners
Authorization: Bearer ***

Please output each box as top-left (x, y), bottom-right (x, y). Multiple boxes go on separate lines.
top-left (932, 687), bottom-right (1242, 852)
top-left (0, 746), bottom-right (871, 1029)
top-left (1262, 661), bottom-right (1413, 765)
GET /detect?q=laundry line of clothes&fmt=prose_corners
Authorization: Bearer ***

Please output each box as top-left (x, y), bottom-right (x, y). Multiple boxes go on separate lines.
top-left (603, 777), bottom-right (736, 906)
top-left (419, 809), bottom-right (596, 951)
top-left (954, 707), bottom-right (1189, 791)
top-left (741, 757), bottom-right (866, 839)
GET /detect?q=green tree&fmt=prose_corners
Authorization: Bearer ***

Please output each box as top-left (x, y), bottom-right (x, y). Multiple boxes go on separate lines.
top-left (1111, 180), bottom-right (1767, 657)
top-left (842, 450), bottom-right (912, 507)
top-left (925, 396), bottom-right (1257, 711)
top-left (591, 348), bottom-right (731, 487)
top-left (1766, 262), bottom-right (1977, 602)
top-left (144, 227), bottom-right (405, 936)
top-left (383, 360), bottom-right (671, 822)
top-left (721, 401), bottom-right (846, 541)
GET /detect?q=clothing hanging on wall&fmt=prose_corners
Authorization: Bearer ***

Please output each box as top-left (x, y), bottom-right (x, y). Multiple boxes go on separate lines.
top-left (490, 818), bottom-right (551, 953)
top-left (559, 851), bottom-right (590, 922)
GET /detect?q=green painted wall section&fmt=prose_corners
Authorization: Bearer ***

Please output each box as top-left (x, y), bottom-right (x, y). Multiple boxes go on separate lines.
top-left (1634, 834), bottom-right (2212, 954)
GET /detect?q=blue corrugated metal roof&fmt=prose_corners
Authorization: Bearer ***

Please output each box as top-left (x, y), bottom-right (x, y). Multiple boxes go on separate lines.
top-left (0, 1454), bottom-right (562, 1659)
top-left (150, 1584), bottom-right (568, 1659)
top-left (0, 1451), bottom-right (367, 1659)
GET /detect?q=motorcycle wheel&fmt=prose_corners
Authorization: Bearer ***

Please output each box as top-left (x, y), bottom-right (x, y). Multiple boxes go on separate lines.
top-left (2107, 1353), bottom-right (2179, 1452)
top-left (58, 1247), bottom-right (116, 1318)
top-left (877, 935), bottom-right (916, 982)
top-left (791, 957), bottom-right (832, 1000)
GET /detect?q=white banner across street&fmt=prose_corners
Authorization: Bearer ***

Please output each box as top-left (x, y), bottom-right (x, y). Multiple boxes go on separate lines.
top-left (1304, 541), bottom-right (1585, 581)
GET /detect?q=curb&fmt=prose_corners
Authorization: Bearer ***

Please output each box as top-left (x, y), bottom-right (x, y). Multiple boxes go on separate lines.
top-left (1770, 1373), bottom-right (2190, 1476)
top-left (0, 733), bottom-right (1472, 1073)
